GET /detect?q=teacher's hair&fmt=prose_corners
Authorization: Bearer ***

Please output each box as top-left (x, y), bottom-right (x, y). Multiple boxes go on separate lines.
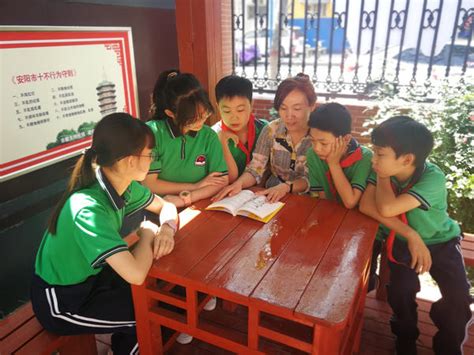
top-left (47, 113), bottom-right (155, 234)
top-left (148, 69), bottom-right (214, 132)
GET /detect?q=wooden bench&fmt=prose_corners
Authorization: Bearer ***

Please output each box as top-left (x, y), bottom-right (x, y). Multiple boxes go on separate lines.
top-left (0, 302), bottom-right (98, 355)
top-left (376, 232), bottom-right (474, 301)
top-left (0, 233), bottom-right (141, 355)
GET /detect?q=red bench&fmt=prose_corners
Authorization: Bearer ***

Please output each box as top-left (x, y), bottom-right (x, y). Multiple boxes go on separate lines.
top-left (0, 233), bottom-right (141, 355)
top-left (0, 302), bottom-right (98, 355)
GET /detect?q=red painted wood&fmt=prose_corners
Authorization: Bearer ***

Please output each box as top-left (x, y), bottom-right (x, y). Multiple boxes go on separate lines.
top-left (1, 316), bottom-right (43, 354)
top-left (0, 303), bottom-right (33, 339)
top-left (258, 325), bottom-right (313, 353)
top-left (208, 195), bottom-right (318, 300)
top-left (149, 209), bottom-right (241, 281)
top-left (295, 209), bottom-right (378, 326)
top-left (186, 218), bottom-right (262, 284)
top-left (250, 200), bottom-right (347, 317)
top-left (132, 279), bottom-right (160, 355)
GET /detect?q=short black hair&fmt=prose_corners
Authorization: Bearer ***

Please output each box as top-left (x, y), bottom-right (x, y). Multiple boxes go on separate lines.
top-left (371, 116), bottom-right (434, 167)
top-left (308, 102), bottom-right (351, 136)
top-left (215, 75), bottom-right (253, 103)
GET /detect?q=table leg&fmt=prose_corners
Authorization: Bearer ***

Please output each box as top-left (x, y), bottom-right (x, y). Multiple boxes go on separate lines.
top-left (248, 307), bottom-right (260, 350)
top-left (312, 325), bottom-right (342, 355)
top-left (131, 279), bottom-right (162, 355)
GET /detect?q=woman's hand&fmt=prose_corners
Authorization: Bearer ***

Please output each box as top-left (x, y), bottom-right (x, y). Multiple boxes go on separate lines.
top-left (195, 172), bottom-right (229, 190)
top-left (255, 183), bottom-right (289, 203)
top-left (153, 227), bottom-right (175, 259)
top-left (137, 220), bottom-right (160, 240)
top-left (212, 181), bottom-right (243, 201)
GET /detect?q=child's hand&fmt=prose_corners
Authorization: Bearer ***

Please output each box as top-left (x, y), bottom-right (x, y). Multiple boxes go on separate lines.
top-left (255, 183), bottom-right (289, 203)
top-left (212, 181), bottom-right (243, 201)
top-left (407, 236), bottom-right (432, 274)
top-left (219, 131), bottom-right (239, 146)
top-left (195, 172), bottom-right (228, 189)
top-left (153, 227), bottom-right (175, 259)
top-left (163, 194), bottom-right (185, 208)
top-left (326, 136), bottom-right (348, 166)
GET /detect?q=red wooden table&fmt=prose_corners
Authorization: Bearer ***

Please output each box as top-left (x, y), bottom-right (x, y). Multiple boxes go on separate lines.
top-left (132, 195), bottom-right (378, 354)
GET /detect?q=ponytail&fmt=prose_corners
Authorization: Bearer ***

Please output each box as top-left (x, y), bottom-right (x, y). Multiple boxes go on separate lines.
top-left (148, 69), bottom-right (214, 132)
top-left (47, 148), bottom-right (96, 234)
top-left (47, 113), bottom-right (155, 235)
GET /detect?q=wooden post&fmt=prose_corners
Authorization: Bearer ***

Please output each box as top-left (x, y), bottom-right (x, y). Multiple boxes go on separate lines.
top-left (175, 0), bottom-right (231, 125)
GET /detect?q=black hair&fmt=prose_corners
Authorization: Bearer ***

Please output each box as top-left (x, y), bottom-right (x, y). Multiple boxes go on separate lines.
top-left (215, 75), bottom-right (253, 103)
top-left (308, 102), bottom-right (352, 136)
top-left (48, 113), bottom-right (154, 234)
top-left (274, 73), bottom-right (317, 110)
top-left (371, 115), bottom-right (434, 168)
top-left (149, 69), bottom-right (214, 132)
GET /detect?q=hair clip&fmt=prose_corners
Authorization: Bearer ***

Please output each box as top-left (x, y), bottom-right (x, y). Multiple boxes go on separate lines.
top-left (167, 71), bottom-right (178, 80)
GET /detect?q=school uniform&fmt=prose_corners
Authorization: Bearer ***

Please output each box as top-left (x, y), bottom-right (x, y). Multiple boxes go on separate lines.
top-left (31, 168), bottom-right (154, 355)
top-left (306, 138), bottom-right (372, 200)
top-left (147, 118), bottom-right (228, 184)
top-left (212, 114), bottom-right (268, 176)
top-left (367, 162), bottom-right (472, 355)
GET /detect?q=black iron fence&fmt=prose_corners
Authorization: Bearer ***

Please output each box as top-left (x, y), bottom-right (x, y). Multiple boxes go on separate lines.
top-left (231, 0), bottom-right (474, 99)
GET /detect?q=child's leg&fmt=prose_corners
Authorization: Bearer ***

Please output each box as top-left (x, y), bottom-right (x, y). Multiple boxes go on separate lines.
top-left (427, 237), bottom-right (472, 355)
top-left (387, 238), bottom-right (420, 355)
top-left (368, 239), bottom-right (382, 292)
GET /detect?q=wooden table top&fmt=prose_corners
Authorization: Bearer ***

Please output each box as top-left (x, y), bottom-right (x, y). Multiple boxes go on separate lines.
top-left (149, 194), bottom-right (378, 329)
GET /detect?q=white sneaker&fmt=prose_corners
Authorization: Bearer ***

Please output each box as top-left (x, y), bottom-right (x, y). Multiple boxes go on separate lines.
top-left (176, 332), bottom-right (193, 344)
top-left (203, 296), bottom-right (217, 311)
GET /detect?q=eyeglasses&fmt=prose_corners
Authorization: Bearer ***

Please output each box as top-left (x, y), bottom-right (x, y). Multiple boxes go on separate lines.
top-left (135, 152), bottom-right (157, 160)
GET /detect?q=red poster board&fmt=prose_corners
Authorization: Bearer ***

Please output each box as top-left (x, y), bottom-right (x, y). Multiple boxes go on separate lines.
top-left (0, 27), bottom-right (138, 181)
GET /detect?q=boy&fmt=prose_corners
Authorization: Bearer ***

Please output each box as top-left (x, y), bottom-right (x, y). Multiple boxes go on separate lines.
top-left (359, 116), bottom-right (471, 355)
top-left (307, 102), bottom-right (372, 209)
top-left (212, 75), bottom-right (267, 183)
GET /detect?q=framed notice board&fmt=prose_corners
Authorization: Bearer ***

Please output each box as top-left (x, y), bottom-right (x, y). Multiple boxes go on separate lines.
top-left (0, 26), bottom-right (139, 181)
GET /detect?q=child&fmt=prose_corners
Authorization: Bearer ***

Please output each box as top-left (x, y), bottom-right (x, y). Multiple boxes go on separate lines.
top-left (212, 75), bottom-right (267, 183)
top-left (307, 102), bottom-right (372, 209)
top-left (359, 116), bottom-right (471, 355)
top-left (31, 113), bottom-right (178, 355)
top-left (144, 69), bottom-right (229, 208)
top-left (214, 73), bottom-right (316, 203)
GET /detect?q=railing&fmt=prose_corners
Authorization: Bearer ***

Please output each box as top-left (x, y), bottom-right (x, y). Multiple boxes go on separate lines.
top-left (232, 0), bottom-right (474, 99)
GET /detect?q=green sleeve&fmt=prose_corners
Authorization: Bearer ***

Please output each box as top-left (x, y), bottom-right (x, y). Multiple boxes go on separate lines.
top-left (407, 167), bottom-right (446, 211)
top-left (367, 170), bottom-right (377, 185)
top-left (350, 148), bottom-right (373, 192)
top-left (207, 130), bottom-right (228, 173)
top-left (124, 181), bottom-right (154, 216)
top-left (74, 206), bottom-right (128, 269)
top-left (306, 150), bottom-right (324, 193)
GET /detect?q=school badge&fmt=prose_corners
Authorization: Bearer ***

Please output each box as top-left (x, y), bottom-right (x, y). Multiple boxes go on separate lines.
top-left (195, 154), bottom-right (206, 166)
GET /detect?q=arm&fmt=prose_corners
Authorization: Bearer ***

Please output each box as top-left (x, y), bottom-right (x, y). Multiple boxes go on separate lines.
top-left (255, 176), bottom-right (308, 203)
top-left (145, 195), bottom-right (178, 257)
top-left (212, 171), bottom-right (257, 201)
top-left (328, 162), bottom-right (363, 209)
top-left (143, 173), bottom-right (195, 195)
top-left (360, 184), bottom-right (431, 273)
top-left (326, 137), bottom-right (362, 209)
top-left (106, 221), bottom-right (159, 285)
top-left (375, 176), bottom-right (421, 217)
top-left (218, 131), bottom-right (240, 183)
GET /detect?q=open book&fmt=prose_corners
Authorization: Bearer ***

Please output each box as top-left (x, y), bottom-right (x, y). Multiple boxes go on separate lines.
top-left (206, 190), bottom-right (285, 223)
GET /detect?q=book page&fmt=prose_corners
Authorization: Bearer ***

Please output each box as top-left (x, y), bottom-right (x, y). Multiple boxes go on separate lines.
top-left (238, 195), bottom-right (284, 220)
top-left (206, 190), bottom-right (256, 216)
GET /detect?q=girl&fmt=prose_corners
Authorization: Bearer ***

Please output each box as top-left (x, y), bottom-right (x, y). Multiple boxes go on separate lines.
top-left (31, 113), bottom-right (178, 355)
top-left (144, 70), bottom-right (229, 208)
top-left (214, 73), bottom-right (317, 203)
